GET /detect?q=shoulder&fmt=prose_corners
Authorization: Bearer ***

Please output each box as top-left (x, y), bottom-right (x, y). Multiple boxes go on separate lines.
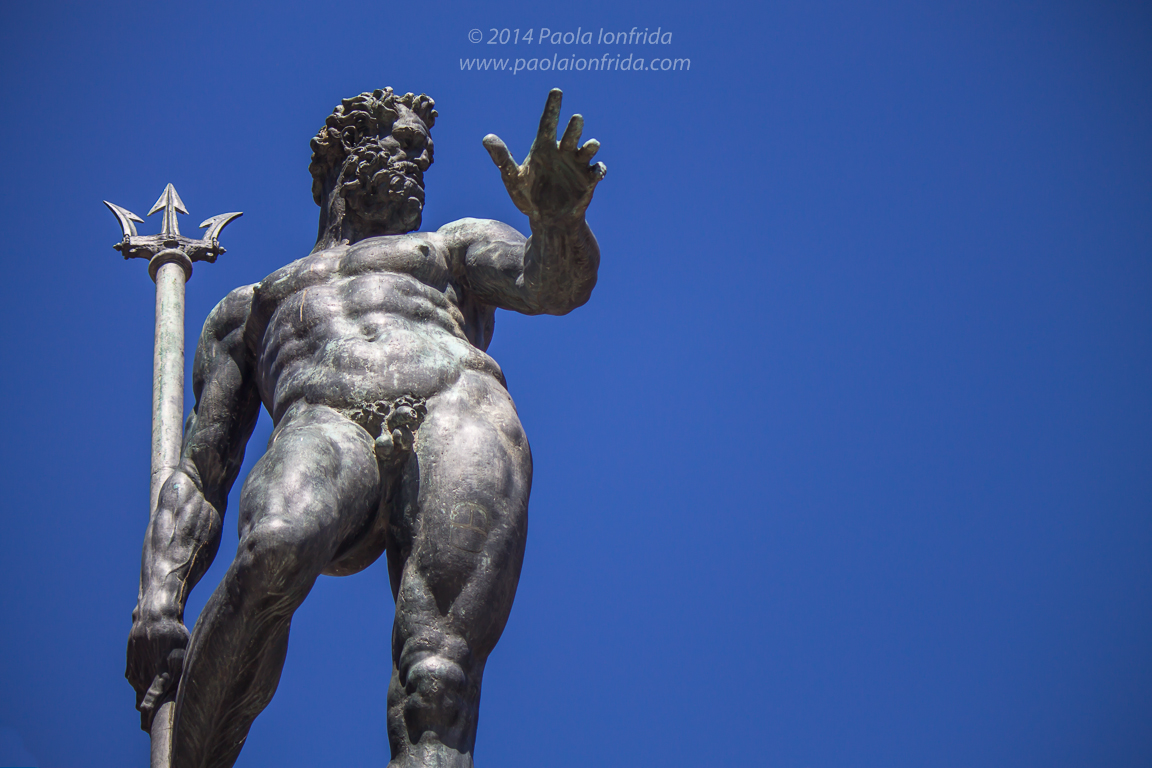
top-left (433, 220), bottom-right (527, 282)
top-left (193, 285), bottom-right (258, 380)
top-left (204, 284), bottom-right (256, 342)
top-left (434, 218), bottom-right (526, 252)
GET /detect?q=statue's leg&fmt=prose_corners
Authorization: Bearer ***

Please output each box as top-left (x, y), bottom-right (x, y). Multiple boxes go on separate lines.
top-left (171, 403), bottom-right (382, 768)
top-left (386, 372), bottom-right (532, 768)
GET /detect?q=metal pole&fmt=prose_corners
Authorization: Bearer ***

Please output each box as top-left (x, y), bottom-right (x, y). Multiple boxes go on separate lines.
top-left (150, 699), bottom-right (176, 768)
top-left (147, 251), bottom-right (192, 768)
top-left (149, 256), bottom-right (188, 513)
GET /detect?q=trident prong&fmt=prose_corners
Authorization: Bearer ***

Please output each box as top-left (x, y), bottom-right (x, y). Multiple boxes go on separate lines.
top-left (103, 201), bottom-right (145, 240)
top-left (148, 183), bottom-right (188, 237)
top-left (199, 211), bottom-right (244, 255)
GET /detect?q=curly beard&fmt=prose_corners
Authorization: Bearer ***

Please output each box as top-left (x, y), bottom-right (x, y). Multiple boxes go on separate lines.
top-left (340, 139), bottom-right (426, 232)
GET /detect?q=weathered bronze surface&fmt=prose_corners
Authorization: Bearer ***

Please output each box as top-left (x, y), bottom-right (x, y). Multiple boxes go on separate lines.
top-left (124, 88), bottom-right (605, 768)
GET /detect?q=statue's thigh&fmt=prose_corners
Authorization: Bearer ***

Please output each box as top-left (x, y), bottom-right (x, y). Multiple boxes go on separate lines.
top-left (236, 403), bottom-right (381, 560)
top-left (393, 373), bottom-right (532, 656)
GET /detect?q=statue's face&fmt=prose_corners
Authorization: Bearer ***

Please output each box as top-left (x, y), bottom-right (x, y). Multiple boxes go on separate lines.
top-left (342, 105), bottom-right (435, 233)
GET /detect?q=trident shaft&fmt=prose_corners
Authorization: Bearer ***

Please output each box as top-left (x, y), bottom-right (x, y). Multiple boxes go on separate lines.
top-left (104, 184), bottom-right (241, 768)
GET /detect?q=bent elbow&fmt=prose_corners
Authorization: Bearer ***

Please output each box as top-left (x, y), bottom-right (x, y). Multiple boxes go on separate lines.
top-left (532, 276), bottom-right (597, 316)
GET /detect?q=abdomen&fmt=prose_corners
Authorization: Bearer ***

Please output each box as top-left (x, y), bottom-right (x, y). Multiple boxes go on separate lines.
top-left (256, 274), bottom-right (503, 423)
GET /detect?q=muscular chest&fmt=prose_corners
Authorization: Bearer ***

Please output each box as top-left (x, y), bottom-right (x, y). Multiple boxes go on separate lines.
top-left (254, 235), bottom-right (462, 316)
top-left (249, 234), bottom-right (493, 350)
top-left (337, 234), bottom-right (453, 288)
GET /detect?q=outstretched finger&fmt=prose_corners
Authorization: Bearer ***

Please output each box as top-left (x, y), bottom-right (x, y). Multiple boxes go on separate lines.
top-left (536, 88), bottom-right (564, 144)
top-left (590, 162), bottom-right (608, 182)
top-left (482, 134), bottom-right (520, 179)
top-left (576, 138), bottom-right (600, 164)
top-left (559, 114), bottom-right (583, 152)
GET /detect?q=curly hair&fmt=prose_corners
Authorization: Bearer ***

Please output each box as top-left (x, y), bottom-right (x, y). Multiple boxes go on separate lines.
top-left (308, 88), bottom-right (437, 205)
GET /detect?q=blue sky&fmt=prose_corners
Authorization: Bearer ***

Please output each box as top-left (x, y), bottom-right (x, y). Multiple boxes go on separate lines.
top-left (1, 1), bottom-right (1150, 766)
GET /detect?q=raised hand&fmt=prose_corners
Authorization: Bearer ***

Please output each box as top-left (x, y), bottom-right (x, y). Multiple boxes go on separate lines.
top-left (483, 88), bottom-right (607, 222)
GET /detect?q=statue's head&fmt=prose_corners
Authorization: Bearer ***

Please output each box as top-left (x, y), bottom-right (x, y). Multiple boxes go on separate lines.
top-left (309, 88), bottom-right (437, 235)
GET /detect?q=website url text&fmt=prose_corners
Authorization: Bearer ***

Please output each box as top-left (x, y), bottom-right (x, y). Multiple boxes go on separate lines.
top-left (460, 53), bottom-right (691, 74)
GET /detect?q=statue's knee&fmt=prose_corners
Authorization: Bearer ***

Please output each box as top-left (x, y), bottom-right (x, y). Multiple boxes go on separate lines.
top-left (399, 654), bottom-right (474, 738)
top-left (407, 655), bottom-right (467, 700)
top-left (397, 638), bottom-right (475, 719)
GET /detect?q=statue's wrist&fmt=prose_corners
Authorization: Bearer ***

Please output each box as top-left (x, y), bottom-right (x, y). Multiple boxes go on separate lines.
top-left (134, 592), bottom-right (184, 624)
top-left (530, 209), bottom-right (585, 231)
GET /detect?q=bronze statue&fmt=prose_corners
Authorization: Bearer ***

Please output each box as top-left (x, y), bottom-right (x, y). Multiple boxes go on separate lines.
top-left (125, 87), bottom-right (605, 768)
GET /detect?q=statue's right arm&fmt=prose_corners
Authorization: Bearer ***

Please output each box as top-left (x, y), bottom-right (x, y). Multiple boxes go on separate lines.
top-left (126, 284), bottom-right (262, 710)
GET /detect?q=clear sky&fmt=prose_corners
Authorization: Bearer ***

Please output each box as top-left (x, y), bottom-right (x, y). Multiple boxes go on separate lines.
top-left (0, 1), bottom-right (1149, 766)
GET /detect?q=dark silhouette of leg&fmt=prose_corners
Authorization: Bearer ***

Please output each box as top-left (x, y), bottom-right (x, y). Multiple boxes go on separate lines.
top-left (385, 372), bottom-right (532, 768)
top-left (171, 404), bottom-right (382, 768)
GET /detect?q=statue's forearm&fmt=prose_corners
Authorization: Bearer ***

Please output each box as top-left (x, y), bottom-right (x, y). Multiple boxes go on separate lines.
top-left (522, 215), bottom-right (599, 315)
top-left (136, 401), bottom-right (257, 619)
top-left (136, 461), bottom-right (223, 621)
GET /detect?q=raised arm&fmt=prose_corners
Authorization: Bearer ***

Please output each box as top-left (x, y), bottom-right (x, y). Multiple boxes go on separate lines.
top-left (438, 89), bottom-right (605, 316)
top-left (126, 285), bottom-right (262, 727)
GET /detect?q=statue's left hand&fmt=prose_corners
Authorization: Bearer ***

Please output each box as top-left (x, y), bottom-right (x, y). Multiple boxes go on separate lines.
top-left (483, 89), bottom-right (607, 222)
top-left (126, 613), bottom-right (189, 730)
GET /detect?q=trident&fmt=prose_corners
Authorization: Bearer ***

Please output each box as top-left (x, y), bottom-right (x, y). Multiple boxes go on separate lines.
top-left (104, 184), bottom-right (241, 768)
